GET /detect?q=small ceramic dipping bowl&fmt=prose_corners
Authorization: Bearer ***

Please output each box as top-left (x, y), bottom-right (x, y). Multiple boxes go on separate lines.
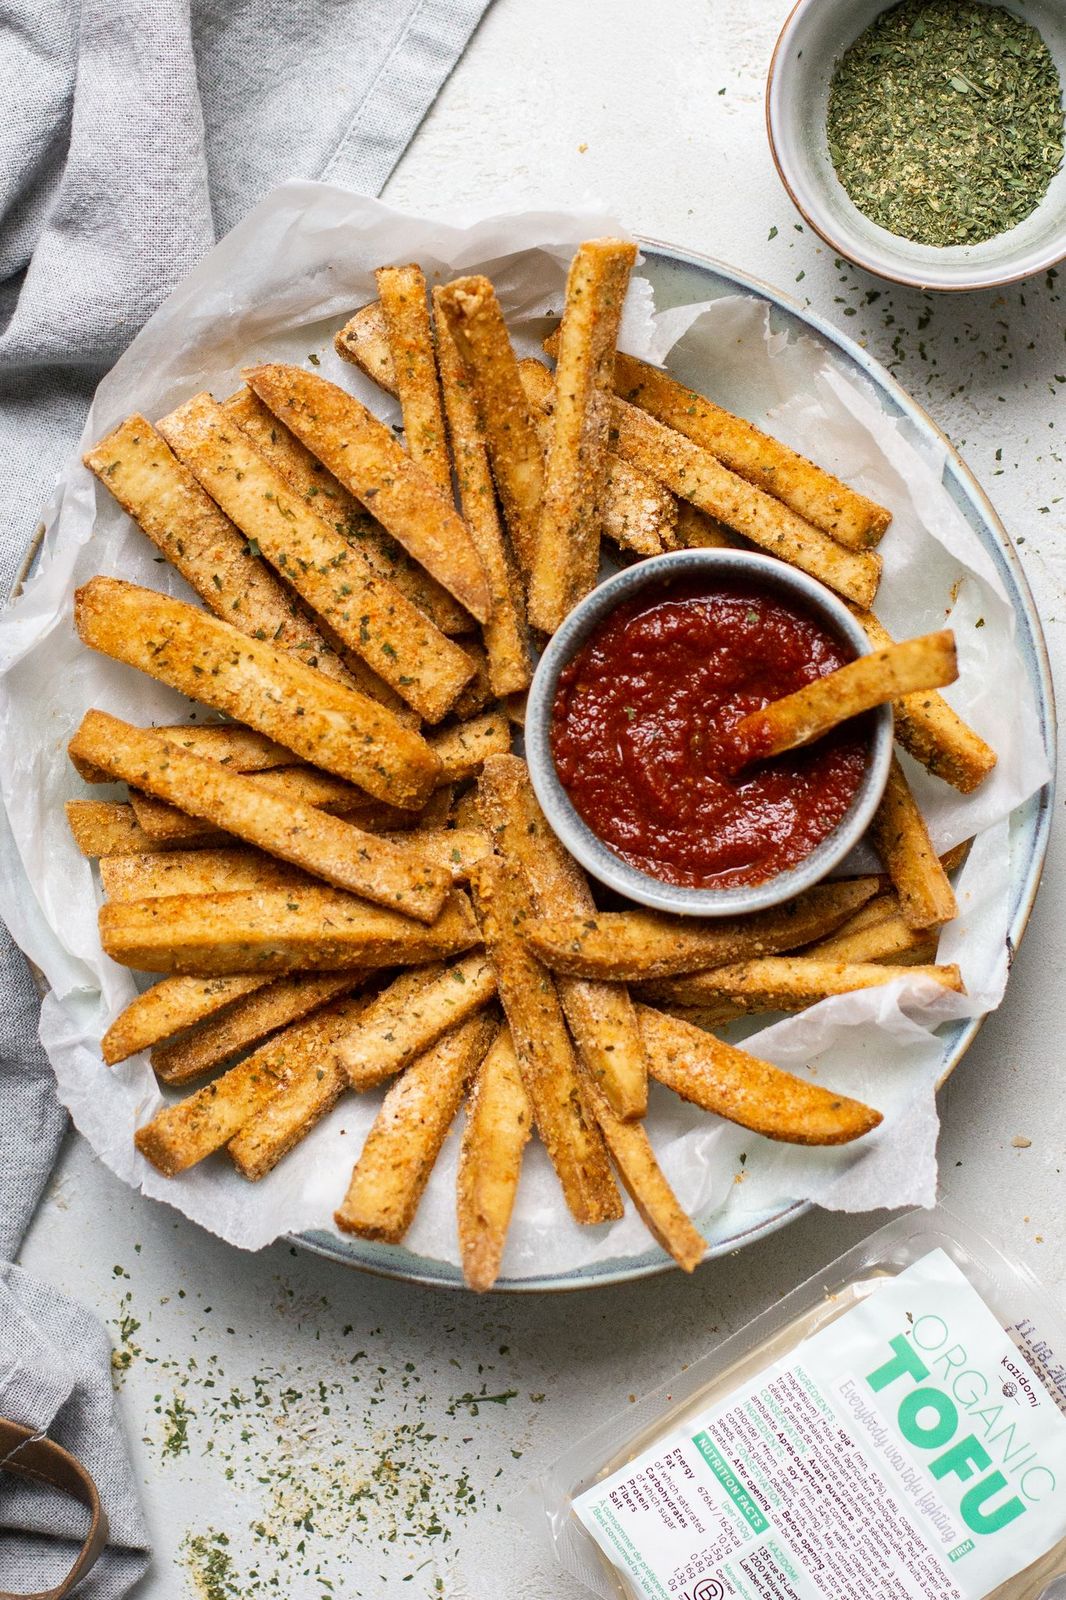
top-left (525, 549), bottom-right (894, 918)
top-left (766, 0), bottom-right (1066, 291)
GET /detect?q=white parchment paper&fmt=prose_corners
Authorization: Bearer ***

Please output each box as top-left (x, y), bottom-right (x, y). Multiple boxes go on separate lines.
top-left (0, 184), bottom-right (1049, 1272)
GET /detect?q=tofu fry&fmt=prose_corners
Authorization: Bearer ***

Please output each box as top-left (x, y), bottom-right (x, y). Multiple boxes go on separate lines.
top-left (640, 956), bottom-right (964, 1011)
top-left (377, 265), bottom-right (452, 495)
top-left (222, 385), bottom-right (471, 637)
top-left (469, 852), bottom-right (622, 1222)
top-left (136, 1051), bottom-right (291, 1176)
top-left (127, 762), bottom-right (369, 846)
top-left (71, 722), bottom-right (296, 784)
top-left (341, 954), bottom-right (497, 1091)
top-left (477, 753), bottom-right (648, 1121)
top-left (727, 631), bottom-right (958, 772)
top-left (102, 974), bottom-right (270, 1066)
top-left (158, 392), bottom-right (474, 723)
top-left (335, 302), bottom-right (394, 386)
top-left (457, 1024), bottom-right (533, 1292)
top-left (226, 997), bottom-right (373, 1180)
top-left (638, 1005), bottom-right (883, 1145)
top-left (67, 799), bottom-right (224, 858)
top-left (853, 610), bottom-right (996, 792)
top-left (137, 995), bottom-right (367, 1175)
top-left (521, 877), bottom-right (881, 980)
top-left (435, 277), bottom-right (545, 580)
top-left (154, 973), bottom-right (361, 1084)
top-left (433, 286), bottom-right (534, 696)
top-left (530, 238), bottom-right (637, 631)
top-left (70, 711), bottom-right (451, 922)
top-left (83, 416), bottom-right (356, 687)
top-left (870, 754), bottom-right (959, 929)
top-left (74, 577), bottom-right (440, 808)
top-left (244, 365), bottom-right (491, 622)
top-left (611, 401), bottom-right (882, 609)
top-left (334, 1011), bottom-right (499, 1243)
top-left (99, 886), bottom-right (480, 975)
top-left (809, 906), bottom-right (938, 967)
top-left (100, 848), bottom-right (307, 901)
top-left (608, 348), bottom-right (891, 549)
top-left (583, 1075), bottom-right (705, 1273)
top-left (427, 711), bottom-right (512, 785)
top-left (519, 354), bottom-right (677, 556)
top-left (377, 827), bottom-right (490, 883)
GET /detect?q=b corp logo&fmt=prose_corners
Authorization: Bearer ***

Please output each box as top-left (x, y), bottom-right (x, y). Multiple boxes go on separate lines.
top-left (689, 1582), bottom-right (726, 1600)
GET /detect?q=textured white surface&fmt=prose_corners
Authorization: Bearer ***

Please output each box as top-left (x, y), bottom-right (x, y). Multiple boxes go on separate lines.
top-left (17, 1), bottom-right (1066, 1595)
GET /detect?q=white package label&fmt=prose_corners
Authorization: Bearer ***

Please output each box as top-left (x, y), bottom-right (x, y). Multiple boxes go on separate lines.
top-left (574, 1250), bottom-right (1066, 1600)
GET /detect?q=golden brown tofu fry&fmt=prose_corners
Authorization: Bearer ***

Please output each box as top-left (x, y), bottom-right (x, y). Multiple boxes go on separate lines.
top-left (99, 886), bottom-right (480, 976)
top-left (809, 903), bottom-right (939, 966)
top-left (448, 638), bottom-right (495, 719)
top-left (477, 752), bottom-right (649, 1119)
top-left (456, 1023), bottom-right (533, 1291)
top-left (670, 500), bottom-right (739, 550)
top-left (870, 754), bottom-right (958, 930)
top-left (74, 577), bottom-right (440, 809)
top-left (245, 365), bottom-right (491, 622)
top-left (334, 1010), bottom-right (499, 1242)
top-left (102, 974), bottom-right (270, 1066)
top-left (640, 956), bottom-right (964, 1011)
top-left (582, 1075), bottom-right (705, 1273)
top-left (227, 998), bottom-right (373, 1181)
top-left (127, 743), bottom-right (479, 846)
top-left (426, 711), bottom-right (511, 785)
top-left (70, 712), bottom-right (451, 921)
top-left (608, 348), bottom-right (891, 549)
top-left (519, 355), bottom-right (677, 557)
top-left (469, 853), bottom-right (622, 1223)
top-left (522, 878), bottom-right (881, 981)
top-left (222, 385), bottom-right (472, 637)
top-left (67, 799), bottom-right (222, 857)
top-left (377, 827), bottom-right (490, 884)
top-left (136, 1052), bottom-right (289, 1175)
top-left (433, 286), bottom-right (534, 696)
top-left (728, 632), bottom-right (958, 772)
top-left (137, 994), bottom-right (367, 1175)
top-left (435, 277), bottom-right (545, 580)
top-left (340, 953), bottom-right (496, 1091)
top-left (83, 416), bottom-right (357, 688)
top-left (638, 1005), bottom-right (883, 1145)
top-left (334, 301), bottom-right (394, 385)
top-left (610, 401), bottom-right (881, 609)
top-left (71, 722), bottom-right (295, 783)
top-left (126, 762), bottom-right (370, 845)
top-left (530, 239), bottom-right (636, 631)
top-left (853, 610), bottom-right (996, 792)
top-left (100, 848), bottom-right (305, 901)
top-left (376, 265), bottom-right (452, 495)
top-left (153, 974), bottom-right (361, 1084)
top-left (158, 392), bottom-right (473, 723)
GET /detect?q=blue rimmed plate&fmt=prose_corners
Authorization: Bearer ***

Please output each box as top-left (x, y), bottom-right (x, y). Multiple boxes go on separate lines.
top-left (289, 237), bottom-right (1056, 1292)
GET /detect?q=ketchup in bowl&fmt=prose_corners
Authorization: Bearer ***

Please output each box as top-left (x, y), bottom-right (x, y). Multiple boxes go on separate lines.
top-left (549, 579), bottom-right (869, 891)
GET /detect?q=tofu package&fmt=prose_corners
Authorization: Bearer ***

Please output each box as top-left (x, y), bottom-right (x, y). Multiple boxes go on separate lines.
top-left (518, 1207), bottom-right (1066, 1600)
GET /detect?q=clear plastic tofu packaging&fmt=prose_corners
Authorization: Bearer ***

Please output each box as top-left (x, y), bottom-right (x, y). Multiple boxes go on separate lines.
top-left (523, 1209), bottom-right (1066, 1600)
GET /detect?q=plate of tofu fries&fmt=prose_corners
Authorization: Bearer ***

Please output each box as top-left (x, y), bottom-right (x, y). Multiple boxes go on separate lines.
top-left (24, 221), bottom-right (1050, 1292)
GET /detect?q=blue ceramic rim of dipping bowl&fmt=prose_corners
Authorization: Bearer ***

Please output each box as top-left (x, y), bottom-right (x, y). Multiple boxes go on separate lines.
top-left (525, 548), bottom-right (894, 919)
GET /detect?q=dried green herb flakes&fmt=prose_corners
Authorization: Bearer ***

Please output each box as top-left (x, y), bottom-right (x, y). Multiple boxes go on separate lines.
top-left (827, 0), bottom-right (1064, 246)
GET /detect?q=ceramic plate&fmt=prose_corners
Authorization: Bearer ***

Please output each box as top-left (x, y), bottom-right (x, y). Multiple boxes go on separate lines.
top-left (289, 238), bottom-right (1056, 1291)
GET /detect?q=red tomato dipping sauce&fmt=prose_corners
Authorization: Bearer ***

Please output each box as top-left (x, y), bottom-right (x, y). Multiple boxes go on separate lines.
top-left (549, 580), bottom-right (869, 890)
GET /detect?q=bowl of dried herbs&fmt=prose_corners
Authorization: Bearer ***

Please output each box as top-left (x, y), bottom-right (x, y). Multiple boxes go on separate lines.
top-left (767, 0), bottom-right (1066, 289)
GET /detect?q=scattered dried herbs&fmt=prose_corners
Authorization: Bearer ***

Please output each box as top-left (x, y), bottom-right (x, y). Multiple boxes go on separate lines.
top-left (826, 0), bottom-right (1064, 246)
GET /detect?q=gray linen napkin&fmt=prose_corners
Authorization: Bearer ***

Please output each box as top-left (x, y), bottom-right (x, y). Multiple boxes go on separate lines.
top-left (0, 0), bottom-right (491, 1590)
